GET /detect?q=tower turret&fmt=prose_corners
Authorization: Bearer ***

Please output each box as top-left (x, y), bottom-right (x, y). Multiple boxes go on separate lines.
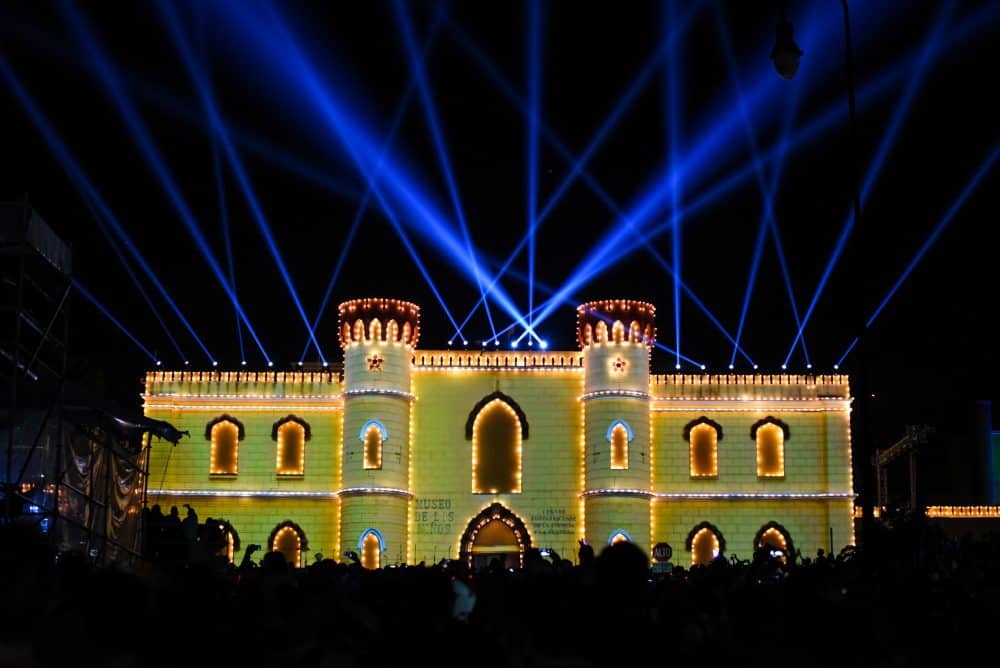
top-left (338, 298), bottom-right (419, 566)
top-left (578, 299), bottom-right (654, 552)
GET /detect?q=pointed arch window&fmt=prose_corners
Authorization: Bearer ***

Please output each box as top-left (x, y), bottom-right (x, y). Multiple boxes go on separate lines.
top-left (466, 392), bottom-right (529, 494)
top-left (268, 520), bottom-right (308, 568)
top-left (359, 528), bottom-right (385, 570)
top-left (684, 416), bottom-right (723, 478)
top-left (606, 420), bottom-right (633, 470)
top-left (686, 521), bottom-right (726, 567)
top-left (272, 415), bottom-right (310, 476)
top-left (205, 415), bottom-right (245, 475)
top-left (360, 420), bottom-right (388, 470)
top-left (751, 417), bottom-right (789, 478)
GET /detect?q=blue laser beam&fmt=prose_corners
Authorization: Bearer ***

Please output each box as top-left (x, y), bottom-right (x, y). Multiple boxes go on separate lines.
top-left (784, 5), bottom-right (954, 366)
top-left (72, 278), bottom-right (157, 362)
top-left (0, 50), bottom-right (217, 364)
top-left (666, 0), bottom-right (683, 371)
top-left (393, 0), bottom-right (497, 343)
top-left (526, 0), bottom-right (542, 342)
top-left (211, 137), bottom-right (246, 364)
top-left (299, 11), bottom-right (446, 362)
top-left (60, 2), bottom-right (271, 364)
top-left (80, 193), bottom-right (187, 362)
top-left (863, 140), bottom-right (1000, 333)
top-left (446, 22), bottom-right (747, 357)
top-left (158, 0), bottom-right (326, 363)
top-left (241, 2), bottom-right (529, 338)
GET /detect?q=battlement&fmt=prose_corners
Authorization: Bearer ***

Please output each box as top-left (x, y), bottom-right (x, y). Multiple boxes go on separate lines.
top-left (338, 298), bottom-right (420, 348)
top-left (650, 374), bottom-right (851, 400)
top-left (577, 299), bottom-right (656, 347)
top-left (413, 350), bottom-right (584, 370)
top-left (144, 370), bottom-right (342, 398)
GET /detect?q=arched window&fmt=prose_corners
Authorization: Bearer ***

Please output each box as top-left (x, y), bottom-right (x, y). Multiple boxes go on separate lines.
top-left (606, 420), bottom-right (633, 470)
top-left (755, 522), bottom-right (795, 564)
top-left (686, 522), bottom-right (726, 567)
top-left (273, 415), bottom-right (310, 476)
top-left (360, 420), bottom-right (388, 470)
top-left (205, 415), bottom-right (244, 475)
top-left (359, 529), bottom-right (385, 570)
top-left (466, 392), bottom-right (528, 494)
top-left (751, 417), bottom-right (789, 478)
top-left (608, 529), bottom-right (632, 545)
top-left (684, 416), bottom-right (723, 478)
top-left (353, 319), bottom-right (365, 341)
top-left (369, 318), bottom-right (382, 341)
top-left (268, 520), bottom-right (308, 568)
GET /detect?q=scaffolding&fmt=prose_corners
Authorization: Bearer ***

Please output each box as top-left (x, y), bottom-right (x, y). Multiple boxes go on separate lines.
top-left (1, 199), bottom-right (183, 565)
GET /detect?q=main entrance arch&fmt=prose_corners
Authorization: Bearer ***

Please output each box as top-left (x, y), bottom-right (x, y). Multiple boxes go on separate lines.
top-left (459, 502), bottom-right (531, 570)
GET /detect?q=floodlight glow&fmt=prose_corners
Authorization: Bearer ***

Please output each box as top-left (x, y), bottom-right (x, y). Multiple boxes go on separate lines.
top-left (212, 360), bottom-right (219, 367)
top-left (268, 361), bottom-right (275, 368)
top-left (241, 360), bottom-right (247, 366)
top-left (729, 364), bottom-right (734, 370)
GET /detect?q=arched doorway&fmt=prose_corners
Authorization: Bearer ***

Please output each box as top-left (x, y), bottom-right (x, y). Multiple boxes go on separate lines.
top-left (459, 502), bottom-right (531, 570)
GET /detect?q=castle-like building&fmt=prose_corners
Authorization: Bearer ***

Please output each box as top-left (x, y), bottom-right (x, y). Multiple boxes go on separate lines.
top-left (144, 298), bottom-right (855, 568)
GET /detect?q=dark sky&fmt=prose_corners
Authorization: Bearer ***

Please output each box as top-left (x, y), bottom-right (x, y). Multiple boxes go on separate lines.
top-left (2, 1), bottom-right (999, 485)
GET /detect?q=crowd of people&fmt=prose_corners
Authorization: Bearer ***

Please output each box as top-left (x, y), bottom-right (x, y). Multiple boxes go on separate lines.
top-left (1, 511), bottom-right (998, 667)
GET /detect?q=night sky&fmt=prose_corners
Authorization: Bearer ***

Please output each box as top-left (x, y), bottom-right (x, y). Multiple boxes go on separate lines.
top-left (2, 2), bottom-right (999, 498)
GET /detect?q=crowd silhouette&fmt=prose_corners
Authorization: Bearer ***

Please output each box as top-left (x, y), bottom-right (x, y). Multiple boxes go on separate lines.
top-left (1, 508), bottom-right (998, 667)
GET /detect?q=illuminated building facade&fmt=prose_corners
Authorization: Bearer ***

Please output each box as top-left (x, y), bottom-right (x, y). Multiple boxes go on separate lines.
top-left (144, 298), bottom-right (855, 568)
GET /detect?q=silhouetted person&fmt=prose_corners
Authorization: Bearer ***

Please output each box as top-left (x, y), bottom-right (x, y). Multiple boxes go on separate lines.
top-left (143, 504), bottom-right (164, 560)
top-left (181, 504), bottom-right (199, 560)
top-left (161, 505), bottom-right (182, 564)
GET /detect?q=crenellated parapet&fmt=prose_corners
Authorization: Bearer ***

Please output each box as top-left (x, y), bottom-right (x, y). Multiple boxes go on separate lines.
top-left (577, 299), bottom-right (656, 348)
top-left (338, 298), bottom-right (420, 348)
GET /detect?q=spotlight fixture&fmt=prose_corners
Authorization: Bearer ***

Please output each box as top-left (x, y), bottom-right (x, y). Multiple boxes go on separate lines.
top-left (540, 340), bottom-right (548, 350)
top-left (781, 364), bottom-right (788, 370)
top-left (771, 16), bottom-right (804, 80)
top-left (241, 360), bottom-right (247, 366)
top-left (511, 341), bottom-right (518, 349)
top-left (463, 340), bottom-right (469, 346)
top-left (447, 340), bottom-right (453, 346)
top-left (212, 360), bottom-right (219, 367)
top-left (267, 361), bottom-right (274, 368)
top-left (494, 339), bottom-right (500, 346)
top-left (155, 360), bottom-right (162, 367)
top-left (833, 364), bottom-right (840, 370)
top-left (700, 364), bottom-right (706, 370)
top-left (753, 364), bottom-right (760, 370)
top-left (184, 360), bottom-right (190, 366)
top-left (728, 363), bottom-right (734, 370)
top-left (297, 361), bottom-right (304, 366)
top-left (322, 361), bottom-right (329, 367)
top-left (806, 363), bottom-right (813, 369)
top-left (675, 363), bottom-right (681, 370)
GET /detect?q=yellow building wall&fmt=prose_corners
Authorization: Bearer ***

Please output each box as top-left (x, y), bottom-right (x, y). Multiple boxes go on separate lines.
top-left (150, 495), bottom-right (340, 567)
top-left (652, 499), bottom-right (855, 563)
top-left (586, 496), bottom-right (651, 552)
top-left (409, 366), bottom-right (584, 563)
top-left (339, 495), bottom-right (409, 565)
top-left (652, 409), bottom-right (852, 494)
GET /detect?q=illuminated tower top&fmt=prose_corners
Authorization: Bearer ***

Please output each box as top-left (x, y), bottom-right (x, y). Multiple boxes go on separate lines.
top-left (338, 298), bottom-right (421, 349)
top-left (576, 299), bottom-right (656, 348)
